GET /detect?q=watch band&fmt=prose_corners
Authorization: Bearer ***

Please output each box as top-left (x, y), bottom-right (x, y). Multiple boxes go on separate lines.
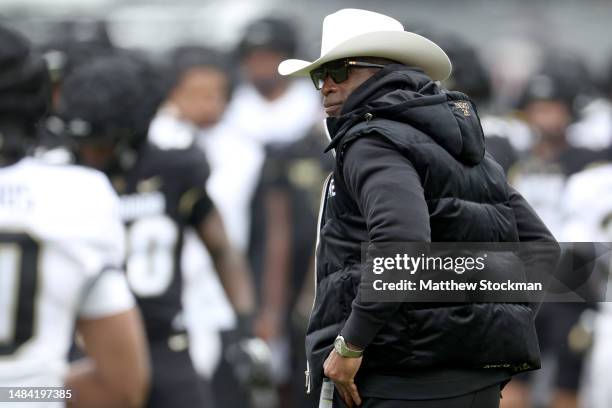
top-left (334, 335), bottom-right (363, 358)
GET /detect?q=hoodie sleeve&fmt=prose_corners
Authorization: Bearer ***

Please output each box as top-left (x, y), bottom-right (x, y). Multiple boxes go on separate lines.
top-left (340, 134), bottom-right (430, 349)
top-left (507, 185), bottom-right (556, 242)
top-left (507, 185), bottom-right (560, 316)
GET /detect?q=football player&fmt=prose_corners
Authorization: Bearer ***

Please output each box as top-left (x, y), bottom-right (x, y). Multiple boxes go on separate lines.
top-left (0, 25), bottom-right (150, 407)
top-left (57, 54), bottom-right (256, 407)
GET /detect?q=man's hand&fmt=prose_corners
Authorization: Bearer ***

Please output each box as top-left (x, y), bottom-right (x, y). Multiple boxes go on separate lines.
top-left (323, 348), bottom-right (363, 407)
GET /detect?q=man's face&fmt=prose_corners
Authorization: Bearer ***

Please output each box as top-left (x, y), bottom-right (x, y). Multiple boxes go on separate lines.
top-left (171, 67), bottom-right (229, 127)
top-left (242, 49), bottom-right (288, 99)
top-left (76, 139), bottom-right (117, 171)
top-left (318, 59), bottom-right (380, 117)
top-left (523, 100), bottom-right (571, 141)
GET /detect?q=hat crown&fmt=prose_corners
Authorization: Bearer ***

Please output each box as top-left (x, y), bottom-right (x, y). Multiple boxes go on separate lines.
top-left (320, 9), bottom-right (404, 56)
top-left (277, 8), bottom-right (451, 82)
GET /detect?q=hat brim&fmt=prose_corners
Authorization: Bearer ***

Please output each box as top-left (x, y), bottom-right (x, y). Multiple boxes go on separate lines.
top-left (278, 30), bottom-right (452, 81)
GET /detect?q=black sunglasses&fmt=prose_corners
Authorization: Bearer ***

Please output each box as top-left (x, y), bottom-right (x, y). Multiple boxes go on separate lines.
top-left (310, 59), bottom-right (385, 90)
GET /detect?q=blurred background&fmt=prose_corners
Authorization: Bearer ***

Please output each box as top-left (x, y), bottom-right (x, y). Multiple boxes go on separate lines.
top-left (3, 0), bottom-right (612, 68)
top-left (2, 1), bottom-right (612, 408)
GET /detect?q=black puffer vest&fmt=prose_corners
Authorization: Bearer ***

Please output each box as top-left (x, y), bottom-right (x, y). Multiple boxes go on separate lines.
top-left (306, 66), bottom-right (540, 392)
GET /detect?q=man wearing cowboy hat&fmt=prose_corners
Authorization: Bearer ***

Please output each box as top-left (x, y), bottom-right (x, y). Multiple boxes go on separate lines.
top-left (279, 8), bottom-right (557, 408)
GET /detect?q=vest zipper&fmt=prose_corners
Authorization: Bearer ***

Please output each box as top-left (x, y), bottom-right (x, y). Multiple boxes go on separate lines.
top-left (305, 173), bottom-right (333, 394)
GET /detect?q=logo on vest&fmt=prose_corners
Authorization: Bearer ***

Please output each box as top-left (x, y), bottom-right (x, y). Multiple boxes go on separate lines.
top-left (328, 178), bottom-right (336, 198)
top-left (454, 101), bottom-right (471, 117)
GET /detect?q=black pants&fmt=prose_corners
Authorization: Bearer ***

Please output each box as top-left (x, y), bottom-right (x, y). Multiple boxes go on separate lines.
top-left (146, 339), bottom-right (212, 408)
top-left (333, 383), bottom-right (501, 408)
top-left (211, 330), bottom-right (252, 408)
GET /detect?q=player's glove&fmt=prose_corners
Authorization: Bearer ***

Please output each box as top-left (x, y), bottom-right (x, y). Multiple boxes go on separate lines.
top-left (225, 314), bottom-right (274, 387)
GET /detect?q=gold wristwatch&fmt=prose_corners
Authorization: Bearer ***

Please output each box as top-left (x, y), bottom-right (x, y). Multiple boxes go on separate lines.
top-left (334, 335), bottom-right (363, 358)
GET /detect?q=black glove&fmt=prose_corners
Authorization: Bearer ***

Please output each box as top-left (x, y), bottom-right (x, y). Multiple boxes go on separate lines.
top-left (224, 314), bottom-right (273, 387)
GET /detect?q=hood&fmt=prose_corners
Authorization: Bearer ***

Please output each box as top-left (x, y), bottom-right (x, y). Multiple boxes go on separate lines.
top-left (325, 65), bottom-right (485, 165)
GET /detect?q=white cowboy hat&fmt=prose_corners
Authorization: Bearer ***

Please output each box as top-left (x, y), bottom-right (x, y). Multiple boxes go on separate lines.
top-left (278, 8), bottom-right (452, 81)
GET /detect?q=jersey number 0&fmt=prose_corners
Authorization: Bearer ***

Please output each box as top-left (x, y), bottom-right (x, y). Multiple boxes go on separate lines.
top-left (0, 234), bottom-right (39, 356)
top-left (126, 215), bottom-right (179, 298)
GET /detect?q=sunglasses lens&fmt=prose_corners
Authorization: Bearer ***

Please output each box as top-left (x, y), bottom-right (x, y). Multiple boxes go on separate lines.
top-left (310, 68), bottom-right (325, 89)
top-left (329, 66), bottom-right (349, 84)
top-left (310, 61), bottom-right (349, 89)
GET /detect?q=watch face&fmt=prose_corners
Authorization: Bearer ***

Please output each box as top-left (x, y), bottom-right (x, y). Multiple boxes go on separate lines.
top-left (334, 337), bottom-right (344, 355)
top-left (334, 336), bottom-right (362, 358)
top-left (334, 337), bottom-right (342, 350)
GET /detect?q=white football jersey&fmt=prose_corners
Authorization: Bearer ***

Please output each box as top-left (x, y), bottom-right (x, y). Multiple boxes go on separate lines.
top-left (562, 164), bottom-right (612, 408)
top-left (0, 158), bottom-right (134, 406)
top-left (561, 163), bottom-right (612, 242)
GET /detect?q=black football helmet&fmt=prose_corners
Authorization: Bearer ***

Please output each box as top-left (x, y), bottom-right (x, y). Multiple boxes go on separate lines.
top-left (56, 52), bottom-right (163, 172)
top-left (0, 24), bottom-right (50, 165)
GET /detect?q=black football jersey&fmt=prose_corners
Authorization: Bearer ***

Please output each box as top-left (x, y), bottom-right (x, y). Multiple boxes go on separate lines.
top-left (112, 143), bottom-right (214, 340)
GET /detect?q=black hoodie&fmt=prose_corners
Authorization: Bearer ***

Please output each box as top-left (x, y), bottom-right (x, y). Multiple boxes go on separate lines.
top-left (306, 65), bottom-right (556, 399)
top-left (326, 65), bottom-right (484, 165)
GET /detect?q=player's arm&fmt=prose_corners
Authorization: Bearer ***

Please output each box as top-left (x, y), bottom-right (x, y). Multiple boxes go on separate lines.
top-left (180, 152), bottom-right (256, 321)
top-left (255, 187), bottom-right (292, 340)
top-left (66, 270), bottom-right (151, 408)
top-left (197, 208), bottom-right (255, 318)
top-left (253, 154), bottom-right (292, 340)
top-left (293, 253), bottom-right (315, 331)
top-left (67, 309), bottom-right (150, 408)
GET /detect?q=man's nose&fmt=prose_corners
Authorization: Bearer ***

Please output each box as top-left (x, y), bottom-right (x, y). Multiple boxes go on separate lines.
top-left (321, 76), bottom-right (337, 96)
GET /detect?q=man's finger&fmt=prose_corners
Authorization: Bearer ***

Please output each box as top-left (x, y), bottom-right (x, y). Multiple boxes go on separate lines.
top-left (349, 382), bottom-right (362, 406)
top-left (343, 389), bottom-right (354, 408)
top-left (337, 385), bottom-right (353, 408)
